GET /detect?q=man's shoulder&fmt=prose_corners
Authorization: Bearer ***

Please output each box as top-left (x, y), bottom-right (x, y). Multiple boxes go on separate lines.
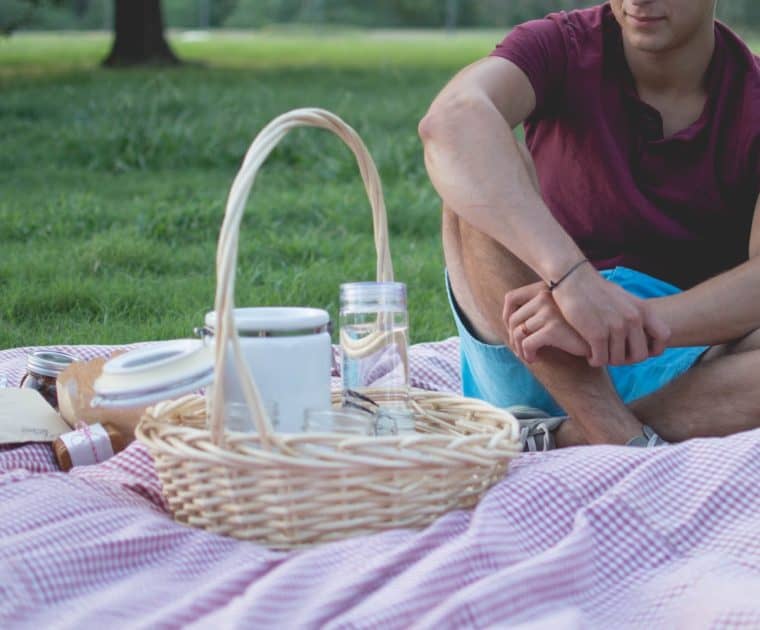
top-left (716, 29), bottom-right (760, 192)
top-left (716, 24), bottom-right (760, 132)
top-left (717, 22), bottom-right (760, 74)
top-left (541, 3), bottom-right (609, 39)
top-left (536, 3), bottom-right (617, 64)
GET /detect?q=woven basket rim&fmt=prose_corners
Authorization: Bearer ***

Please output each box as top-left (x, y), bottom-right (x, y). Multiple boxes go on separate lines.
top-left (136, 388), bottom-right (522, 472)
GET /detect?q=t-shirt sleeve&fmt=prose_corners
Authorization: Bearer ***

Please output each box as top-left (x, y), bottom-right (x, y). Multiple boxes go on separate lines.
top-left (490, 17), bottom-right (568, 115)
top-left (753, 137), bottom-right (760, 202)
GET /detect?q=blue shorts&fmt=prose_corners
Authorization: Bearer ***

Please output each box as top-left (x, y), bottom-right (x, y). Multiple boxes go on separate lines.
top-left (446, 266), bottom-right (709, 415)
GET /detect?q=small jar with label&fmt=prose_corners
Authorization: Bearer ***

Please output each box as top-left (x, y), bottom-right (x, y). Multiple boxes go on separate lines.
top-left (52, 422), bottom-right (128, 471)
top-left (20, 351), bottom-right (76, 411)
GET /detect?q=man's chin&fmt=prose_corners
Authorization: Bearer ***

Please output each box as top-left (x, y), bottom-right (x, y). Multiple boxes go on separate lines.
top-left (624, 32), bottom-right (674, 54)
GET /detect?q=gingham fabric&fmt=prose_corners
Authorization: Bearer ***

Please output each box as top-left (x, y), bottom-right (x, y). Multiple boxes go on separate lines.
top-left (1, 342), bottom-right (758, 629)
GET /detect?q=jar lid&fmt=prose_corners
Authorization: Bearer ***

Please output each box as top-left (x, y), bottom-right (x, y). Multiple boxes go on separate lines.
top-left (27, 351), bottom-right (76, 378)
top-left (340, 282), bottom-right (407, 309)
top-left (204, 307), bottom-right (330, 336)
top-left (92, 339), bottom-right (214, 408)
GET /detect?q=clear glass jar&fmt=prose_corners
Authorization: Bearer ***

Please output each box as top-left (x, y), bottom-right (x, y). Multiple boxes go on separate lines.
top-left (20, 351), bottom-right (76, 410)
top-left (339, 281), bottom-right (415, 433)
top-left (302, 408), bottom-right (375, 435)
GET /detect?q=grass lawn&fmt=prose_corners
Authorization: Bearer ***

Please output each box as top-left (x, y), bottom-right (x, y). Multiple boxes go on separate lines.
top-left (2, 30), bottom-right (758, 350)
top-left (1, 29), bottom-right (513, 349)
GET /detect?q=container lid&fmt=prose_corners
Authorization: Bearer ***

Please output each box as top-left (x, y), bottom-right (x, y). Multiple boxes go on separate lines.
top-left (92, 339), bottom-right (214, 408)
top-left (204, 307), bottom-right (330, 335)
top-left (27, 351), bottom-right (76, 378)
top-left (340, 282), bottom-right (406, 309)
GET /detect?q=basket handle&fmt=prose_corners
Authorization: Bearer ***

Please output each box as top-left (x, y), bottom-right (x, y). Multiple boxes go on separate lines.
top-left (210, 108), bottom-right (394, 447)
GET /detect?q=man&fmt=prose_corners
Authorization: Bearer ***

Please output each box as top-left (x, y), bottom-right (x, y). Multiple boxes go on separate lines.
top-left (418, 0), bottom-right (760, 449)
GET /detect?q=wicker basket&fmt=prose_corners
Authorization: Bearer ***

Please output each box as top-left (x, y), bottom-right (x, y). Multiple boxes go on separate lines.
top-left (135, 108), bottom-right (522, 549)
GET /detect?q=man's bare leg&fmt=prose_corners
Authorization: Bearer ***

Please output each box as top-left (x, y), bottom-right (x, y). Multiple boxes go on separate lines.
top-left (628, 329), bottom-right (760, 442)
top-left (443, 144), bottom-right (644, 445)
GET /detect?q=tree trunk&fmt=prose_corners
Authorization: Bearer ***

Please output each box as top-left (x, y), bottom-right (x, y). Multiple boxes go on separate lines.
top-left (103, 0), bottom-right (180, 67)
top-left (445, 0), bottom-right (459, 32)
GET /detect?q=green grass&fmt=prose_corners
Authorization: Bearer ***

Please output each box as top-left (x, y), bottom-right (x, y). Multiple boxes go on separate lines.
top-left (1, 30), bottom-right (506, 348)
top-left (4, 30), bottom-right (758, 350)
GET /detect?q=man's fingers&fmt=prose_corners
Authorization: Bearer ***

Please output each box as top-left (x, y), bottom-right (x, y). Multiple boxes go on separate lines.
top-left (643, 312), bottom-right (671, 357)
top-left (507, 298), bottom-right (541, 333)
top-left (521, 329), bottom-right (552, 363)
top-left (503, 282), bottom-right (543, 321)
top-left (502, 300), bottom-right (512, 347)
top-left (626, 324), bottom-right (649, 364)
top-left (647, 332), bottom-right (667, 358)
top-left (521, 323), bottom-right (591, 363)
top-left (503, 286), bottom-right (537, 343)
top-left (511, 321), bottom-right (528, 361)
top-left (512, 308), bottom-right (550, 362)
top-left (502, 293), bottom-right (521, 347)
top-left (522, 326), bottom-right (577, 362)
top-left (518, 312), bottom-right (550, 362)
top-left (501, 293), bottom-right (512, 332)
top-left (587, 332), bottom-right (609, 367)
top-left (525, 312), bottom-right (546, 336)
top-left (608, 321), bottom-right (627, 365)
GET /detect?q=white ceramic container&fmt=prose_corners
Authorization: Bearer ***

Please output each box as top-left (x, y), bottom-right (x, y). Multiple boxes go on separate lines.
top-left (202, 307), bottom-right (333, 433)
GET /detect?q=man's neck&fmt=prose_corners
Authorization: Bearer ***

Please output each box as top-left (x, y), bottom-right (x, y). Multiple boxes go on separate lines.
top-left (623, 23), bottom-right (716, 97)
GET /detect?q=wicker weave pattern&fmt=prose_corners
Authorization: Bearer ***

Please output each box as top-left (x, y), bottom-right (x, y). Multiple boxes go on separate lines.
top-left (135, 108), bottom-right (522, 548)
top-left (139, 390), bottom-right (520, 547)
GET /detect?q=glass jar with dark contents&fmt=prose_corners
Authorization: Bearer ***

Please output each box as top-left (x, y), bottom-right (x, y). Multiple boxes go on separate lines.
top-left (20, 351), bottom-right (76, 410)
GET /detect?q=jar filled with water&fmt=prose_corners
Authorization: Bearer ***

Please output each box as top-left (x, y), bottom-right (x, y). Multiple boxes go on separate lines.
top-left (339, 281), bottom-right (415, 433)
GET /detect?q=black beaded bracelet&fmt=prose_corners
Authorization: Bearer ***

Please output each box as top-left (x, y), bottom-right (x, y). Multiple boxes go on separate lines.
top-left (547, 258), bottom-right (590, 292)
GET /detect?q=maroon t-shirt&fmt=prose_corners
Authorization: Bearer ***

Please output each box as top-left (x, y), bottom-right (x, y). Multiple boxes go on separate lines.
top-left (491, 4), bottom-right (760, 289)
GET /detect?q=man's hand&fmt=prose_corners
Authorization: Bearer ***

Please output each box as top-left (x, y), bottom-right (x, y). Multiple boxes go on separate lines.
top-left (504, 266), bottom-right (671, 366)
top-left (551, 264), bottom-right (670, 365)
top-left (503, 283), bottom-right (589, 362)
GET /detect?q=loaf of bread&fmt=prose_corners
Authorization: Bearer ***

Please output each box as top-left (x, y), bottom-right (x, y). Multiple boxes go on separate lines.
top-left (56, 353), bottom-right (147, 444)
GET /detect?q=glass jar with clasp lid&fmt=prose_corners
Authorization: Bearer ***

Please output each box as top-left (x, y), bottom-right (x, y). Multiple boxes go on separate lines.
top-left (20, 351), bottom-right (76, 410)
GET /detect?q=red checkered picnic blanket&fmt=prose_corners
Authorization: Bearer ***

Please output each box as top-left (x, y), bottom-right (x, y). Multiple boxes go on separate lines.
top-left (1, 342), bottom-right (758, 628)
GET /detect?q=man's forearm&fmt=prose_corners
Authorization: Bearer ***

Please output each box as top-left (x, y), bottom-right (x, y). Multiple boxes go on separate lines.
top-left (650, 257), bottom-right (760, 347)
top-left (419, 92), bottom-right (584, 283)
